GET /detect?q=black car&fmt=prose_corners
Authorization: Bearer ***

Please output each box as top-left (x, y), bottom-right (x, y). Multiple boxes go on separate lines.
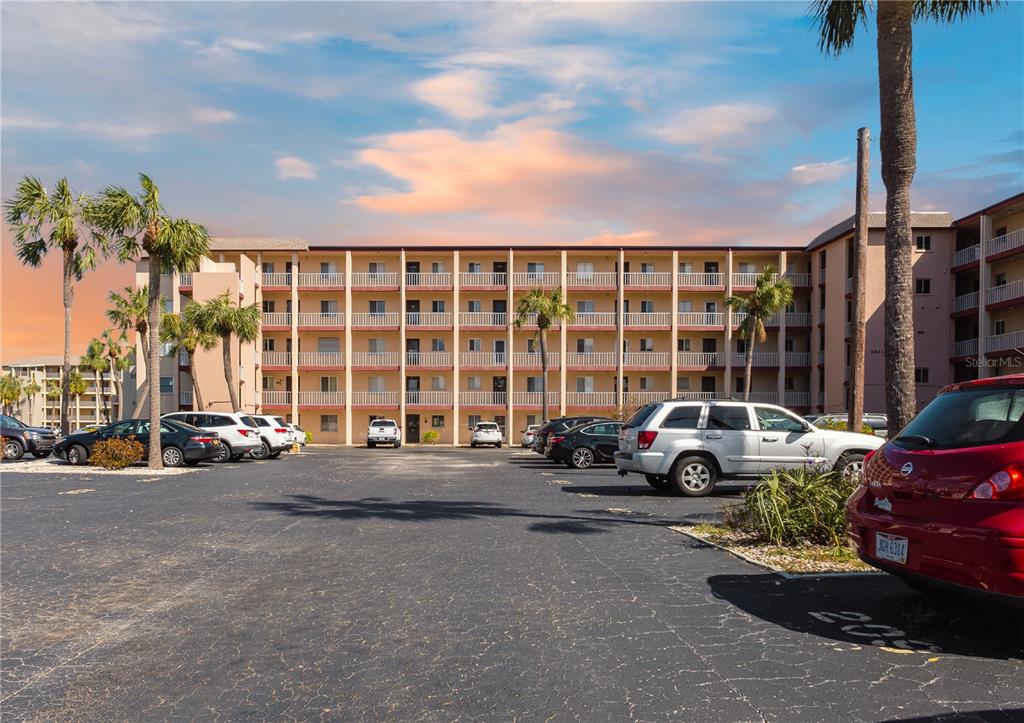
top-left (1, 414), bottom-right (58, 460)
top-left (548, 421), bottom-right (624, 468)
top-left (533, 416), bottom-right (613, 456)
top-left (54, 418), bottom-right (220, 467)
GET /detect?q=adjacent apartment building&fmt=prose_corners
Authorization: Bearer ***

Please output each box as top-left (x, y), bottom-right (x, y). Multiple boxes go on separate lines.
top-left (2, 355), bottom-right (120, 429)
top-left (132, 192), bottom-right (1023, 445)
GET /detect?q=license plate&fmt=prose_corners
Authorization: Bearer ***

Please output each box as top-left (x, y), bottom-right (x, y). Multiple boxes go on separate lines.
top-left (211, 440), bottom-right (220, 446)
top-left (875, 532), bottom-right (908, 565)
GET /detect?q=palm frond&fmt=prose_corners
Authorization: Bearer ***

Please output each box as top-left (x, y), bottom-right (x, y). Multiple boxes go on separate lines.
top-left (808, 0), bottom-right (870, 55)
top-left (915, 0), bottom-right (1001, 22)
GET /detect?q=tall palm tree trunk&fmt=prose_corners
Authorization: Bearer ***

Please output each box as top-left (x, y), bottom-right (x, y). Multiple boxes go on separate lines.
top-left (222, 334), bottom-right (240, 412)
top-left (188, 351), bottom-right (205, 411)
top-left (61, 250), bottom-right (74, 436)
top-left (147, 254), bottom-right (163, 468)
top-left (877, 0), bottom-right (918, 435)
top-left (744, 339), bottom-right (754, 402)
top-left (539, 329), bottom-right (548, 423)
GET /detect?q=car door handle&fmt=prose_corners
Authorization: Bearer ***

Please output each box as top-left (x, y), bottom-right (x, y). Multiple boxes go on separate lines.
top-left (762, 436), bottom-right (779, 442)
top-left (705, 433), bottom-right (722, 439)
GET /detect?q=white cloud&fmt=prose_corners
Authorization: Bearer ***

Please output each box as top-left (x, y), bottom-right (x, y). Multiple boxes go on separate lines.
top-left (790, 159), bottom-right (854, 185)
top-left (3, 114), bottom-right (60, 130)
top-left (413, 69), bottom-right (496, 121)
top-left (653, 103), bottom-right (778, 145)
top-left (275, 156), bottom-right (317, 180)
top-left (190, 106), bottom-right (238, 124)
top-left (219, 37), bottom-right (273, 53)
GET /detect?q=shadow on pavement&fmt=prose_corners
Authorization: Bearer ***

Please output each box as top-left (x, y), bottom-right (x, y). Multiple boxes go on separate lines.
top-left (709, 572), bottom-right (1024, 661)
top-left (560, 484), bottom-right (750, 499)
top-left (881, 712), bottom-right (1024, 722)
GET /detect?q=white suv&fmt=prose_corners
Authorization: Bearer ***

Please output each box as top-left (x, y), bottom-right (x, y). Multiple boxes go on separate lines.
top-left (471, 421), bottom-right (503, 448)
top-left (162, 412), bottom-right (261, 463)
top-left (615, 400), bottom-right (884, 497)
top-left (272, 417), bottom-right (306, 446)
top-left (367, 419), bottom-right (401, 448)
top-left (246, 414), bottom-right (293, 459)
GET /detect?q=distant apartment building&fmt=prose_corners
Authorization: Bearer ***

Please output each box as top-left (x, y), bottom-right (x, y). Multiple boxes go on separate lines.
top-left (2, 356), bottom-right (120, 429)
top-left (131, 192), bottom-right (1022, 445)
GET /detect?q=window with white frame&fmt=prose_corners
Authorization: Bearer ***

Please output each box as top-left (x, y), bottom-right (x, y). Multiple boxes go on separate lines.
top-left (640, 300), bottom-right (654, 313)
top-left (368, 262), bottom-right (385, 273)
top-left (639, 376), bottom-right (653, 390)
top-left (467, 300), bottom-right (481, 312)
top-left (576, 300), bottom-right (595, 313)
top-left (678, 300), bottom-right (692, 312)
top-left (576, 261), bottom-right (594, 277)
top-left (641, 262), bottom-right (655, 273)
top-left (640, 338), bottom-right (654, 352)
top-left (431, 338), bottom-right (446, 352)
top-left (262, 262), bottom-right (275, 273)
top-left (321, 299), bottom-right (338, 313)
top-left (678, 261), bottom-right (693, 273)
top-left (677, 376), bottom-right (690, 390)
top-left (468, 262), bottom-right (482, 273)
top-left (320, 261), bottom-right (338, 273)
top-left (320, 415), bottom-right (338, 432)
top-left (576, 376), bottom-right (594, 392)
top-left (467, 415), bottom-right (481, 428)
top-left (160, 376), bottom-right (174, 394)
top-left (369, 300), bottom-right (386, 313)
top-left (677, 338), bottom-right (691, 352)
top-left (432, 300), bottom-right (446, 313)
top-left (467, 376), bottom-right (481, 390)
top-left (432, 261), bottom-right (445, 273)
top-left (318, 337), bottom-right (340, 353)
top-left (368, 338), bottom-right (386, 353)
top-left (320, 376), bottom-right (338, 392)
top-left (261, 377), bottom-right (275, 391)
top-left (526, 377), bottom-right (543, 392)
top-left (368, 376), bottom-right (385, 392)
top-left (915, 235), bottom-right (932, 251)
top-left (468, 338), bottom-right (482, 352)
top-left (576, 338), bottom-right (594, 353)
top-left (263, 338), bottom-right (275, 351)
top-left (994, 319), bottom-right (1006, 335)
top-left (431, 376), bottom-right (446, 391)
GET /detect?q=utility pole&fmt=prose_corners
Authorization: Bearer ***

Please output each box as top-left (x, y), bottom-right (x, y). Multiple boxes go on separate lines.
top-left (849, 127), bottom-right (869, 434)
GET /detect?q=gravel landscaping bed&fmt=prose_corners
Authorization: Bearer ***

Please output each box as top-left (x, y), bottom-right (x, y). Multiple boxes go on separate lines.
top-left (1, 458), bottom-right (203, 476)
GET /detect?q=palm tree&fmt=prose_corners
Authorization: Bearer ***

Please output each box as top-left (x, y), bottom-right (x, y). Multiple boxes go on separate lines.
top-left (68, 369), bottom-right (87, 429)
top-left (723, 266), bottom-right (794, 402)
top-left (100, 330), bottom-right (131, 420)
top-left (80, 339), bottom-right (111, 423)
top-left (91, 174), bottom-right (210, 468)
top-left (106, 286), bottom-right (154, 416)
top-left (160, 308), bottom-right (218, 412)
top-left (514, 288), bottom-right (575, 423)
top-left (4, 177), bottom-right (106, 435)
top-left (22, 380), bottom-right (41, 425)
top-left (189, 292), bottom-right (261, 412)
top-left (810, 0), bottom-right (1001, 432)
top-left (0, 374), bottom-right (22, 416)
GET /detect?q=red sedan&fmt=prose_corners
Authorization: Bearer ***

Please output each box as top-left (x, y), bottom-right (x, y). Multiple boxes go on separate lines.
top-left (847, 374), bottom-right (1024, 604)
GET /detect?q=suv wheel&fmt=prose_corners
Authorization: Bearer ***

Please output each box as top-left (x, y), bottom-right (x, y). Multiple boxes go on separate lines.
top-left (3, 438), bottom-right (25, 461)
top-left (213, 443), bottom-right (232, 463)
top-left (569, 447), bottom-right (594, 469)
top-left (162, 446), bottom-right (184, 467)
top-left (671, 456), bottom-right (717, 497)
top-left (251, 440), bottom-right (270, 460)
top-left (67, 444), bottom-right (88, 466)
top-left (835, 453), bottom-right (865, 479)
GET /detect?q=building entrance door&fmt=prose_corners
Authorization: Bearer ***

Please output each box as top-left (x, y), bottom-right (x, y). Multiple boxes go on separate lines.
top-left (406, 414), bottom-right (420, 443)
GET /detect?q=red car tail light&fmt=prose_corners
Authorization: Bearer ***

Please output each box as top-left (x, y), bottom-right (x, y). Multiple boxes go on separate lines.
top-left (638, 431), bottom-right (658, 450)
top-left (969, 467), bottom-right (1024, 501)
top-left (274, 428), bottom-right (288, 434)
top-left (864, 449), bottom-right (876, 464)
top-left (549, 435), bottom-right (565, 445)
top-left (238, 429), bottom-right (251, 437)
top-left (191, 435), bottom-right (217, 444)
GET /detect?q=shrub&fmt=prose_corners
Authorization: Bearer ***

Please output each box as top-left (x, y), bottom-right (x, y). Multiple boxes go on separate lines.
top-left (89, 436), bottom-right (144, 469)
top-left (304, 430), bottom-right (313, 444)
top-left (728, 465), bottom-right (857, 547)
top-left (422, 430), bottom-right (440, 444)
top-left (815, 418), bottom-right (874, 435)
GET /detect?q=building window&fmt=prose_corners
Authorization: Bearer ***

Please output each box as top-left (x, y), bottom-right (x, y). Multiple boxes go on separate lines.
top-left (735, 376), bottom-right (745, 394)
top-left (468, 262), bottom-right (482, 273)
top-left (526, 414), bottom-right (537, 426)
top-left (739, 262), bottom-right (755, 273)
top-left (641, 262), bottom-right (655, 273)
top-left (467, 300), bottom-right (481, 312)
top-left (261, 377), bottom-right (275, 391)
top-left (677, 377), bottom-right (690, 391)
top-left (736, 339), bottom-right (747, 353)
top-left (431, 376), bottom-right (446, 391)
top-left (678, 261), bottom-right (693, 274)
top-left (576, 300), bottom-right (595, 313)
top-left (160, 342), bottom-right (173, 357)
top-left (432, 262), bottom-right (445, 273)
top-left (262, 262), bottom-right (275, 273)
top-left (160, 376), bottom-right (174, 394)
top-left (639, 376), bottom-right (653, 390)
top-left (262, 300), bottom-right (275, 312)
top-left (678, 299), bottom-right (692, 312)
top-left (368, 376), bottom-right (385, 392)
top-left (321, 299), bottom-right (338, 313)
top-left (263, 338), bottom-right (275, 351)
top-left (677, 338), bottom-right (691, 352)
top-left (431, 415), bottom-right (445, 428)
top-left (576, 338), bottom-right (594, 353)
top-left (785, 376), bottom-right (794, 391)
top-left (318, 337), bottom-right (340, 353)
top-left (640, 300), bottom-right (654, 313)
top-left (467, 414), bottom-right (482, 429)
top-left (432, 300), bottom-right (446, 313)
top-left (994, 319), bottom-right (1006, 336)
top-left (640, 338), bottom-right (654, 352)
top-left (785, 338), bottom-right (794, 352)
top-left (820, 249), bottom-right (827, 269)
top-left (914, 368), bottom-right (930, 384)
top-left (320, 415), bottom-right (338, 432)
top-left (368, 262), bottom-right (386, 273)
top-left (526, 377), bottom-right (543, 392)
top-left (996, 272), bottom-right (1007, 286)
top-left (368, 338), bottom-right (386, 353)
top-left (915, 235), bottom-right (931, 251)
top-left (468, 338), bottom-right (482, 352)
top-left (576, 261), bottom-right (594, 276)
top-left (467, 376), bottom-right (481, 391)
top-left (576, 376), bottom-right (594, 393)
top-left (915, 278), bottom-right (931, 295)
top-left (429, 338), bottom-right (444, 352)
top-left (369, 300), bottom-right (386, 313)
top-left (320, 261), bottom-right (338, 274)
top-left (320, 376), bottom-right (338, 392)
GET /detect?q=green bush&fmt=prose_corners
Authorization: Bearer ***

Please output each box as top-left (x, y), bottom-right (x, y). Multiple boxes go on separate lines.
top-left (815, 418), bottom-right (874, 435)
top-left (422, 430), bottom-right (440, 444)
top-left (89, 436), bottom-right (144, 469)
top-left (304, 430), bottom-right (313, 444)
top-left (728, 466), bottom-right (857, 547)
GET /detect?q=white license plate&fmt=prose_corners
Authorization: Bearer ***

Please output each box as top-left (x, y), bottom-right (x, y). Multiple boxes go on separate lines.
top-left (875, 532), bottom-right (908, 565)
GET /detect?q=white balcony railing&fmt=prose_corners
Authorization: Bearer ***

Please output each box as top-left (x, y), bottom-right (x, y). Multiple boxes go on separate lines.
top-left (460, 391), bottom-right (507, 406)
top-left (512, 352), bottom-right (560, 368)
top-left (786, 312), bottom-right (812, 327)
top-left (567, 271), bottom-right (617, 287)
top-left (350, 312), bottom-right (400, 327)
top-left (565, 352), bottom-right (616, 367)
top-left (952, 244), bottom-right (980, 267)
top-left (677, 352), bottom-right (724, 367)
top-left (624, 312), bottom-right (671, 327)
top-left (989, 228), bottom-right (1024, 257)
top-left (571, 312), bottom-right (616, 327)
top-left (511, 271), bottom-right (560, 288)
top-left (261, 312), bottom-right (291, 327)
top-left (297, 272), bottom-right (344, 287)
top-left (951, 338), bottom-right (978, 358)
top-left (178, 273), bottom-right (193, 287)
top-left (954, 291), bottom-right (979, 312)
top-left (623, 352), bottom-right (671, 367)
top-left (459, 312), bottom-right (507, 327)
top-left (350, 391), bottom-right (400, 406)
top-left (298, 391), bottom-right (344, 406)
top-left (405, 391), bottom-right (452, 406)
top-left (624, 391), bottom-right (670, 406)
top-left (565, 391), bottom-right (616, 406)
top-left (786, 352), bottom-right (812, 367)
top-left (405, 352), bottom-right (453, 367)
top-left (987, 280), bottom-right (1024, 306)
top-left (262, 391), bottom-right (292, 406)
top-left (179, 390), bottom-right (193, 406)
top-left (785, 392), bottom-right (812, 407)
top-left (406, 272), bottom-right (452, 287)
top-left (459, 272), bottom-right (507, 287)
top-left (517, 313), bottom-right (560, 328)
top-left (351, 352), bottom-right (400, 367)
top-left (675, 392), bottom-right (725, 401)
top-left (297, 312), bottom-right (344, 328)
top-left (261, 272), bottom-right (292, 287)
top-left (784, 272), bottom-right (812, 287)
top-left (732, 272), bottom-right (765, 287)
top-left (731, 352), bottom-right (779, 367)
top-left (350, 272), bottom-right (399, 287)
top-left (624, 272), bottom-right (671, 287)
top-left (406, 312), bottom-right (453, 327)
top-left (262, 351), bottom-right (292, 367)
top-left (987, 330), bottom-right (1024, 353)
top-left (677, 272), bottom-right (724, 288)
top-left (298, 352), bottom-right (344, 367)
top-left (459, 352), bottom-right (507, 367)
top-left (678, 312), bottom-right (724, 327)
top-left (511, 391), bottom-right (559, 406)
top-left (748, 392), bottom-right (779, 404)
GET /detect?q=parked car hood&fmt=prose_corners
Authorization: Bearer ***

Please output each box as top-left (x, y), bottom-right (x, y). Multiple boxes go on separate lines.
top-left (813, 427), bottom-right (885, 449)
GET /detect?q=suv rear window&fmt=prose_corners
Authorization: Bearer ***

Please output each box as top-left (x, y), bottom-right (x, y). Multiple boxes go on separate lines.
top-left (624, 404), bottom-right (659, 429)
top-left (895, 387), bottom-right (1024, 449)
top-left (371, 420), bottom-right (396, 427)
top-left (661, 406), bottom-right (702, 429)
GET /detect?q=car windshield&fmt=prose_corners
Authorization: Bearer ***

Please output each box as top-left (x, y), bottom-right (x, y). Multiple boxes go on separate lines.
top-left (477, 424), bottom-right (498, 430)
top-left (1, 415), bottom-right (26, 428)
top-left (241, 416), bottom-right (260, 427)
top-left (894, 386), bottom-right (1024, 449)
top-left (623, 404), bottom-right (659, 429)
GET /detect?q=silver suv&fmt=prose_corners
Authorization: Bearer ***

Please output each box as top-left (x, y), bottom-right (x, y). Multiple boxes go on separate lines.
top-left (615, 400), bottom-right (884, 497)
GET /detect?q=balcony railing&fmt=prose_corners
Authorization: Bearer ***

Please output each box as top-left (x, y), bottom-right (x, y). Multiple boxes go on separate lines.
top-left (677, 272), bottom-right (724, 288)
top-left (785, 352), bottom-right (812, 367)
top-left (785, 392), bottom-right (812, 407)
top-left (677, 312), bottom-right (724, 327)
top-left (298, 391), bottom-right (344, 407)
top-left (565, 352), bottom-right (615, 367)
top-left (565, 391), bottom-right (616, 407)
top-left (262, 272), bottom-right (292, 288)
top-left (989, 228), bottom-right (1024, 257)
top-left (350, 272), bottom-right (399, 287)
top-left (623, 352), bottom-right (671, 367)
top-left (460, 391), bottom-right (506, 406)
top-left (624, 272), bottom-right (671, 287)
top-left (351, 312), bottom-right (400, 327)
top-left (731, 272), bottom-right (766, 287)
top-left (952, 244), bottom-right (980, 267)
top-left (405, 352), bottom-right (453, 367)
top-left (987, 280), bottom-right (1024, 306)
top-left (262, 351), bottom-right (292, 367)
top-left (517, 313), bottom-right (559, 328)
top-left (351, 352), bottom-right (400, 367)
top-left (261, 312), bottom-right (291, 327)
top-left (571, 312), bottom-right (616, 327)
top-left (178, 273), bottom-right (193, 287)
top-left (351, 391), bottom-right (400, 406)
top-left (298, 352), bottom-right (344, 368)
top-left (459, 352), bottom-right (507, 367)
top-left (297, 272), bottom-right (344, 288)
top-left (748, 392), bottom-right (779, 404)
top-left (987, 329), bottom-right (1024, 353)
top-left (297, 312), bottom-right (344, 328)
top-left (951, 338), bottom-right (978, 358)
top-left (406, 312), bottom-right (452, 327)
top-left (405, 391), bottom-right (452, 406)
top-left (512, 352), bottom-right (560, 368)
top-left (567, 271), bottom-right (617, 287)
top-left (624, 391), bottom-right (669, 406)
top-left (179, 390), bottom-right (192, 406)
top-left (953, 291), bottom-right (979, 312)
top-left (459, 312), bottom-right (506, 327)
top-left (459, 272), bottom-right (506, 288)
top-left (511, 272), bottom-right (560, 288)
top-left (730, 352), bottom-right (779, 367)
top-left (406, 272), bottom-right (452, 287)
top-left (624, 312), bottom-right (671, 327)
top-left (784, 272), bottom-right (812, 287)
top-left (262, 391), bottom-right (291, 406)
top-left (674, 392), bottom-right (725, 401)
top-left (677, 352), bottom-right (724, 367)
top-left (511, 391), bottom-right (559, 406)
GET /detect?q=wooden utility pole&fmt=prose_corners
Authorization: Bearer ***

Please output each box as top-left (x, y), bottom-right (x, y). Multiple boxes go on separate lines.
top-left (849, 127), bottom-right (870, 434)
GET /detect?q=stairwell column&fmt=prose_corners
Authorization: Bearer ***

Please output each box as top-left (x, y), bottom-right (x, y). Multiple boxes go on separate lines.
top-left (452, 250), bottom-right (460, 446)
top-left (399, 249), bottom-right (407, 437)
top-left (290, 251), bottom-right (299, 421)
top-left (724, 249), bottom-right (733, 399)
top-left (506, 248), bottom-right (515, 432)
top-left (616, 248), bottom-right (625, 414)
top-left (559, 249), bottom-right (567, 417)
top-left (670, 250), bottom-right (679, 398)
top-left (978, 214), bottom-right (992, 378)
top-left (255, 252), bottom-right (263, 413)
top-left (344, 251), bottom-right (353, 445)
top-left (778, 250), bottom-right (787, 405)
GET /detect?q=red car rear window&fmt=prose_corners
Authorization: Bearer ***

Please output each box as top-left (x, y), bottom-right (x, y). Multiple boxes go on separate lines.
top-left (895, 387), bottom-right (1024, 449)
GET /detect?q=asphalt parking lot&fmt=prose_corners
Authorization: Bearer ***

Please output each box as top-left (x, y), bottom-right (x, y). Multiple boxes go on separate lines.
top-left (2, 446), bottom-right (1022, 721)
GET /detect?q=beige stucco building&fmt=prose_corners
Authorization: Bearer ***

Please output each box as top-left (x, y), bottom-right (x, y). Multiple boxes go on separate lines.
top-left (2, 356), bottom-right (119, 430)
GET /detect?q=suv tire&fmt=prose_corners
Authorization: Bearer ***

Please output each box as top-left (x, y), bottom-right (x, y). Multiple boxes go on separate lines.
top-left (671, 456), bottom-right (717, 497)
top-left (3, 438), bottom-right (25, 461)
top-left (835, 452), bottom-right (865, 479)
top-left (67, 444), bottom-right (88, 466)
top-left (644, 473), bottom-right (671, 492)
top-left (213, 443), bottom-right (232, 464)
top-left (569, 447), bottom-right (594, 469)
top-left (251, 440), bottom-right (270, 460)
